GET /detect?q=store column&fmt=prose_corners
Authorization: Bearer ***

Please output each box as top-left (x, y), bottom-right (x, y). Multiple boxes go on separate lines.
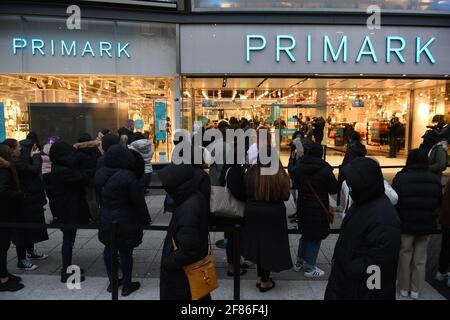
top-left (172, 76), bottom-right (181, 130)
top-left (316, 88), bottom-right (327, 142)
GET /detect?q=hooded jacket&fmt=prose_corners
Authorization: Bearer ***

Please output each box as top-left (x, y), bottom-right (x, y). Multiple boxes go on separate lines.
top-left (295, 149), bottom-right (338, 240)
top-left (96, 133), bottom-right (120, 170)
top-left (50, 141), bottom-right (90, 224)
top-left (428, 141), bottom-right (448, 174)
top-left (159, 164), bottom-right (209, 300)
top-left (342, 140), bottom-right (367, 166)
top-left (0, 157), bottom-right (23, 222)
top-left (441, 179), bottom-right (450, 229)
top-left (12, 139), bottom-right (47, 212)
top-left (129, 139), bottom-right (153, 173)
top-left (325, 158), bottom-right (401, 300)
top-left (392, 164), bottom-right (442, 235)
top-left (95, 145), bottom-right (151, 249)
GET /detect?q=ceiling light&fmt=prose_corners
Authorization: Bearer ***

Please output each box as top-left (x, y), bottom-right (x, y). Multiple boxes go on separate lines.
top-left (231, 90), bottom-right (237, 101)
top-left (222, 78), bottom-right (227, 88)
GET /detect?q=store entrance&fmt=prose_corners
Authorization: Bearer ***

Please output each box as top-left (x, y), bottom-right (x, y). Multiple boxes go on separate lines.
top-left (182, 77), bottom-right (450, 166)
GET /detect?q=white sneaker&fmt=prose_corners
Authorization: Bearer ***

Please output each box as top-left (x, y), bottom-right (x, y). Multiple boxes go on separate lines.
top-left (399, 289), bottom-right (409, 298)
top-left (435, 271), bottom-right (449, 282)
top-left (293, 262), bottom-right (304, 272)
top-left (410, 291), bottom-right (419, 300)
top-left (304, 267), bottom-right (325, 278)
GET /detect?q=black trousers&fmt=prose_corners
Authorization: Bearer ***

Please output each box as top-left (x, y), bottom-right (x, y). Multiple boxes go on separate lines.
top-left (439, 227), bottom-right (450, 274)
top-left (61, 229), bottom-right (77, 273)
top-left (257, 265), bottom-right (270, 282)
top-left (16, 244), bottom-right (35, 261)
top-left (0, 228), bottom-right (11, 278)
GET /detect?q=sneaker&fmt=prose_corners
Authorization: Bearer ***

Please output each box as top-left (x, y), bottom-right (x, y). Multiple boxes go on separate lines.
top-left (399, 289), bottom-right (409, 298)
top-left (17, 260), bottom-right (38, 271)
top-left (27, 252), bottom-right (49, 260)
top-left (293, 262), bottom-right (304, 272)
top-left (121, 282), bottom-right (140, 296)
top-left (304, 267), bottom-right (325, 278)
top-left (0, 278), bottom-right (25, 292)
top-left (436, 271), bottom-right (449, 282)
top-left (410, 291), bottom-right (419, 300)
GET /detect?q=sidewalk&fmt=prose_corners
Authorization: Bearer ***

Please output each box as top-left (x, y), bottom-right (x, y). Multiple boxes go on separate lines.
top-left (1, 194), bottom-right (447, 300)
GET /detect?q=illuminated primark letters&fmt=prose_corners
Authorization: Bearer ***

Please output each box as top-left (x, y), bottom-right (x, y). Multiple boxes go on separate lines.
top-left (12, 38), bottom-right (131, 58)
top-left (246, 34), bottom-right (436, 64)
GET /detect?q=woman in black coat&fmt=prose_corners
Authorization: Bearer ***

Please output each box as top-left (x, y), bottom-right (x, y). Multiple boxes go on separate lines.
top-left (392, 149), bottom-right (442, 299)
top-left (95, 144), bottom-right (151, 296)
top-left (325, 158), bottom-right (401, 300)
top-left (294, 141), bottom-right (338, 277)
top-left (50, 141), bottom-right (90, 282)
top-left (243, 161), bottom-right (292, 292)
top-left (159, 164), bottom-right (210, 300)
top-left (4, 139), bottom-right (49, 271)
top-left (0, 145), bottom-right (24, 292)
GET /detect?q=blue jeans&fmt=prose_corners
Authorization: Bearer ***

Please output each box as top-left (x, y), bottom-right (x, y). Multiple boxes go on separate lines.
top-left (297, 237), bottom-right (322, 271)
top-left (103, 246), bottom-right (133, 289)
top-left (140, 172), bottom-right (153, 192)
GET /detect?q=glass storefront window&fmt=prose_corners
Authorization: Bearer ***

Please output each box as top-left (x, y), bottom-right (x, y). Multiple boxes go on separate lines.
top-left (0, 15), bottom-right (177, 162)
top-left (191, 0), bottom-right (450, 13)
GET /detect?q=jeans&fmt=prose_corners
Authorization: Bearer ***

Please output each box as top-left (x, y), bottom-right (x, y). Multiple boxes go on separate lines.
top-left (61, 229), bottom-right (77, 273)
top-left (389, 137), bottom-right (398, 157)
top-left (16, 244), bottom-right (35, 261)
top-left (439, 227), bottom-right (450, 274)
top-left (297, 237), bottom-right (322, 271)
top-left (257, 265), bottom-right (271, 282)
top-left (140, 172), bottom-right (153, 192)
top-left (103, 246), bottom-right (134, 289)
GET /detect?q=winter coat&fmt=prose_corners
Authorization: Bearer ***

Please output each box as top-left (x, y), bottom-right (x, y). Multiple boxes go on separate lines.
top-left (242, 199), bottom-right (292, 272)
top-left (325, 158), bottom-right (401, 300)
top-left (295, 155), bottom-right (338, 240)
top-left (441, 179), bottom-right (450, 229)
top-left (75, 146), bottom-right (101, 179)
top-left (159, 164), bottom-right (209, 300)
top-left (50, 141), bottom-right (91, 225)
top-left (0, 157), bottom-right (23, 223)
top-left (129, 139), bottom-right (153, 174)
top-left (392, 164), bottom-right (442, 235)
top-left (11, 139), bottom-right (48, 245)
top-left (341, 179), bottom-right (398, 215)
top-left (95, 145), bottom-right (151, 249)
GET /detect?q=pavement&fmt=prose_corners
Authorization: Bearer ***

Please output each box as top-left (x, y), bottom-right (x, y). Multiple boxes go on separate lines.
top-left (1, 191), bottom-right (448, 300)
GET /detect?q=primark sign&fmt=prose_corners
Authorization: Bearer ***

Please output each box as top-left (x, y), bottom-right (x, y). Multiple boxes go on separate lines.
top-left (180, 25), bottom-right (450, 76)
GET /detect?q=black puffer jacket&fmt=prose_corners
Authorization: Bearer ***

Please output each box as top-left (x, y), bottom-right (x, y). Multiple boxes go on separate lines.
top-left (95, 145), bottom-right (151, 249)
top-left (13, 139), bottom-right (47, 215)
top-left (295, 154), bottom-right (338, 240)
top-left (325, 158), bottom-right (401, 300)
top-left (0, 158), bottom-right (23, 223)
top-left (50, 141), bottom-right (90, 224)
top-left (159, 164), bottom-right (209, 300)
top-left (342, 140), bottom-right (367, 166)
top-left (392, 164), bottom-right (442, 235)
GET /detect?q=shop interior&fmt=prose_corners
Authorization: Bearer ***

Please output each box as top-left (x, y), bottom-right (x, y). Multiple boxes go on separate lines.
top-left (0, 74), bottom-right (174, 161)
top-left (182, 77), bottom-right (450, 163)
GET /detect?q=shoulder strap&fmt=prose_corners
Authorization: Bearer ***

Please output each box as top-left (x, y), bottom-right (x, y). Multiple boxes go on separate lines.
top-left (306, 180), bottom-right (330, 216)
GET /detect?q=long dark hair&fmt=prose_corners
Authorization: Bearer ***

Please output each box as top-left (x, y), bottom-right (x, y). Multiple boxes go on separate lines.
top-left (245, 162), bottom-right (290, 201)
top-left (0, 144), bottom-right (20, 191)
top-left (406, 148), bottom-right (428, 167)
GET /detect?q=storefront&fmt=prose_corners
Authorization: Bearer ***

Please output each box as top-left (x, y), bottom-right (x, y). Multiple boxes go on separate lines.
top-left (0, 14), bottom-right (178, 161)
top-left (179, 24), bottom-right (450, 161)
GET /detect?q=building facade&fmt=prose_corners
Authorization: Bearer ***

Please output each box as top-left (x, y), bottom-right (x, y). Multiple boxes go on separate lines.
top-left (1, 0), bottom-right (449, 161)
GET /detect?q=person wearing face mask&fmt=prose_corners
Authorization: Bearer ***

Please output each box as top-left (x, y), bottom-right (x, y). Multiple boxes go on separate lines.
top-left (325, 157), bottom-right (401, 300)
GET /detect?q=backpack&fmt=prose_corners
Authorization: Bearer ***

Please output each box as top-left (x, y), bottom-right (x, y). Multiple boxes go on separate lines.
top-left (428, 144), bottom-right (448, 172)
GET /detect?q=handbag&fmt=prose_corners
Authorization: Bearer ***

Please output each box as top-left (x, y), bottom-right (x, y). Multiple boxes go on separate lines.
top-left (210, 167), bottom-right (245, 219)
top-left (306, 180), bottom-right (335, 224)
top-left (172, 236), bottom-right (218, 300)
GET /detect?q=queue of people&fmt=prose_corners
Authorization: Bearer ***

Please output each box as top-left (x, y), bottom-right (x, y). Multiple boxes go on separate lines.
top-left (0, 117), bottom-right (448, 301)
